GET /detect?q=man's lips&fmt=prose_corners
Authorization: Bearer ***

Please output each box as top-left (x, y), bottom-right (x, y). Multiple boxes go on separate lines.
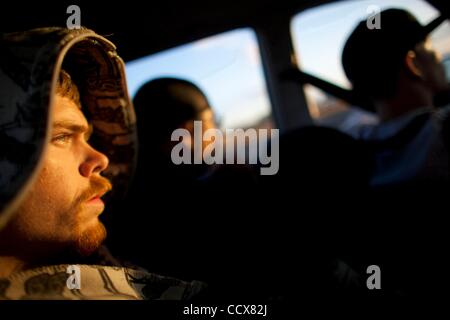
top-left (87, 191), bottom-right (108, 204)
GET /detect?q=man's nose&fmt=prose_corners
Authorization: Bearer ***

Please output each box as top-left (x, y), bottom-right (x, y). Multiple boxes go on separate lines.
top-left (79, 144), bottom-right (109, 177)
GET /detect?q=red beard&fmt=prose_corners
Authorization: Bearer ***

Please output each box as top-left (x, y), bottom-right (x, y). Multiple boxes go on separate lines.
top-left (75, 221), bottom-right (107, 257)
top-left (73, 175), bottom-right (111, 256)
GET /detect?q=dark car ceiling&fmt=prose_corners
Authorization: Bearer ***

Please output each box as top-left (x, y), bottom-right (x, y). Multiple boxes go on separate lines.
top-left (1, 0), bottom-right (448, 62)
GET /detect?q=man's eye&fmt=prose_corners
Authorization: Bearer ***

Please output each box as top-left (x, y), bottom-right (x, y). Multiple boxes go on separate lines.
top-left (52, 134), bottom-right (72, 144)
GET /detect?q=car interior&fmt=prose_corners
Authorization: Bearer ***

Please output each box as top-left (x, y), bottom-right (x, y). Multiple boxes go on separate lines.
top-left (2, 0), bottom-right (450, 301)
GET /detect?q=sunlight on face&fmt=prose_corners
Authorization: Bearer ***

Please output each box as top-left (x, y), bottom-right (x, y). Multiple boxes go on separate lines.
top-left (416, 38), bottom-right (448, 92)
top-left (4, 94), bottom-right (111, 259)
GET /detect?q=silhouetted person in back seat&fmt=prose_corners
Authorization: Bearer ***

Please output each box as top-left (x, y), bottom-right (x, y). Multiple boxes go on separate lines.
top-left (133, 77), bottom-right (217, 183)
top-left (342, 9), bottom-right (449, 186)
top-left (105, 78), bottom-right (217, 277)
top-left (106, 78), bottom-right (259, 298)
top-left (341, 9), bottom-right (450, 296)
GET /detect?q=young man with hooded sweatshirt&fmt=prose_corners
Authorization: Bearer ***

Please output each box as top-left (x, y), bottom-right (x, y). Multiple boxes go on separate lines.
top-left (0, 27), bottom-right (204, 300)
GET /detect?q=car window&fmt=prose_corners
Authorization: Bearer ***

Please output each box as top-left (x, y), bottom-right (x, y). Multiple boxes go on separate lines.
top-left (291, 0), bottom-right (450, 132)
top-left (126, 28), bottom-right (273, 130)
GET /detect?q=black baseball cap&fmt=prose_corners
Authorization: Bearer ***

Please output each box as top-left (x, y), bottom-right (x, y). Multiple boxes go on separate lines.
top-left (342, 8), bottom-right (446, 109)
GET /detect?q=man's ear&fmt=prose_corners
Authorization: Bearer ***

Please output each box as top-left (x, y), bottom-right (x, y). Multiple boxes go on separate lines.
top-left (404, 50), bottom-right (423, 78)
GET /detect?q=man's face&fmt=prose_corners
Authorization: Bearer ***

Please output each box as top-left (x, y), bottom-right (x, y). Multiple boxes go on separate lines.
top-left (179, 85), bottom-right (217, 154)
top-left (2, 94), bottom-right (111, 258)
top-left (415, 39), bottom-right (449, 93)
top-left (181, 108), bottom-right (217, 154)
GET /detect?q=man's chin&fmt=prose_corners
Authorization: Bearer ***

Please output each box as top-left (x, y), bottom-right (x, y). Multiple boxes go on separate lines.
top-left (75, 222), bottom-right (107, 257)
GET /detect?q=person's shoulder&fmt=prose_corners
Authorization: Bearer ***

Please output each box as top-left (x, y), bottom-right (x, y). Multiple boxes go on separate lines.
top-left (0, 264), bottom-right (207, 300)
top-left (351, 108), bottom-right (432, 141)
top-left (123, 267), bottom-right (208, 300)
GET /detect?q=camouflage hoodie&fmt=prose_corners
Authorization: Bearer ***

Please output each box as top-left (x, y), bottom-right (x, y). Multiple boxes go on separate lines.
top-left (0, 27), bottom-right (204, 300)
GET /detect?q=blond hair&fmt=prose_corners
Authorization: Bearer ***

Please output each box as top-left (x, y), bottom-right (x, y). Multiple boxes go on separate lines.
top-left (56, 69), bottom-right (81, 107)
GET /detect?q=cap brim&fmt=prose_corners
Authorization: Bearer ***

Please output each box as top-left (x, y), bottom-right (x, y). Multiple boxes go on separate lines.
top-left (423, 15), bottom-right (446, 37)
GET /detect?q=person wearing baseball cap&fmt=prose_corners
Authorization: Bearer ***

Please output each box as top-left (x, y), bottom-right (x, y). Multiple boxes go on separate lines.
top-left (343, 8), bottom-right (448, 115)
top-left (342, 8), bottom-right (450, 186)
